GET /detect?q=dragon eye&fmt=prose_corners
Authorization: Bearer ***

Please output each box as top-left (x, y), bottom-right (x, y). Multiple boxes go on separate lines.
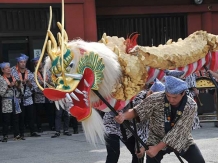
top-left (69, 61), bottom-right (74, 68)
top-left (65, 61), bottom-right (75, 73)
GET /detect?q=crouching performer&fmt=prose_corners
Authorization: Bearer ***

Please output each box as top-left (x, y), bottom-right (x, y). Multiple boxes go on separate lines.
top-left (115, 75), bottom-right (205, 163)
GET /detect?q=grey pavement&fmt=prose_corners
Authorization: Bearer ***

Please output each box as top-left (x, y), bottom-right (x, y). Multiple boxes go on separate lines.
top-left (0, 123), bottom-right (218, 163)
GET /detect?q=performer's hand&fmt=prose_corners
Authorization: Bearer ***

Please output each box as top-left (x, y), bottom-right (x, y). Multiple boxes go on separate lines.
top-left (22, 80), bottom-right (26, 85)
top-left (207, 70), bottom-right (216, 77)
top-left (207, 70), bottom-right (213, 74)
top-left (26, 80), bottom-right (32, 87)
top-left (146, 90), bottom-right (153, 97)
top-left (9, 81), bottom-right (15, 87)
top-left (146, 145), bottom-right (160, 158)
top-left (207, 69), bottom-right (218, 79)
top-left (114, 112), bottom-right (125, 124)
top-left (136, 147), bottom-right (145, 158)
top-left (16, 80), bottom-right (21, 86)
top-left (15, 81), bottom-right (22, 89)
top-left (193, 88), bottom-right (199, 95)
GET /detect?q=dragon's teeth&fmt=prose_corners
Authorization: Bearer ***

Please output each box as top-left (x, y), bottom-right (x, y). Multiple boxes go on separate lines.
top-left (84, 79), bottom-right (90, 87)
top-left (70, 92), bottom-right (80, 101)
top-left (58, 100), bottom-right (65, 109)
top-left (83, 94), bottom-right (88, 99)
top-left (75, 88), bottom-right (83, 94)
top-left (66, 93), bottom-right (72, 102)
top-left (62, 99), bottom-right (66, 104)
top-left (84, 100), bottom-right (89, 106)
top-left (83, 98), bottom-right (88, 102)
top-left (54, 101), bottom-right (60, 110)
top-left (84, 98), bottom-right (89, 106)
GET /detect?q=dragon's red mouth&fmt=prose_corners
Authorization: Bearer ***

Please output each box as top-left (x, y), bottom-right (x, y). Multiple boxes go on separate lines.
top-left (43, 68), bottom-right (94, 121)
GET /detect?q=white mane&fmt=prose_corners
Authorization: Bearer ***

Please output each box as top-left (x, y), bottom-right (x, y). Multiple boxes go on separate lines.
top-left (44, 39), bottom-right (122, 103)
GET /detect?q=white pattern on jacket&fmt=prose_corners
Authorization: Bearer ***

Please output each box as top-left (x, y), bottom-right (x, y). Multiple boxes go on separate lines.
top-left (11, 66), bottom-right (37, 106)
top-left (0, 76), bottom-right (20, 113)
top-left (103, 90), bottom-right (148, 144)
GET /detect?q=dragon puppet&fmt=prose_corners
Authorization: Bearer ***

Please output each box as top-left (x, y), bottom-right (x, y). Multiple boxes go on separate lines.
top-left (35, 1), bottom-right (218, 145)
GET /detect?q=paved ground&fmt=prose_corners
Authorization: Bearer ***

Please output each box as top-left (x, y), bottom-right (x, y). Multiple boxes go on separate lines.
top-left (0, 123), bottom-right (217, 163)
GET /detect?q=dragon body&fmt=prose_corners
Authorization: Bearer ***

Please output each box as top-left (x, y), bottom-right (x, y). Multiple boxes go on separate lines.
top-left (35, 4), bottom-right (218, 144)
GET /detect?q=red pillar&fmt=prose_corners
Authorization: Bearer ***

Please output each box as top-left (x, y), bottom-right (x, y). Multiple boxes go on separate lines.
top-left (187, 13), bottom-right (202, 35)
top-left (212, 12), bottom-right (218, 35)
top-left (63, 0), bottom-right (97, 41)
top-left (201, 12), bottom-right (212, 33)
top-left (65, 4), bottom-right (85, 40)
top-left (83, 0), bottom-right (97, 41)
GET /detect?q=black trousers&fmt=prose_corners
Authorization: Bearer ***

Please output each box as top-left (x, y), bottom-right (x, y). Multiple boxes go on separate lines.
top-left (122, 135), bottom-right (144, 163)
top-left (105, 134), bottom-right (142, 163)
top-left (19, 103), bottom-right (36, 135)
top-left (2, 113), bottom-right (19, 137)
top-left (35, 103), bottom-right (55, 129)
top-left (55, 107), bottom-right (70, 132)
top-left (146, 144), bottom-right (205, 163)
top-left (70, 116), bottom-right (78, 131)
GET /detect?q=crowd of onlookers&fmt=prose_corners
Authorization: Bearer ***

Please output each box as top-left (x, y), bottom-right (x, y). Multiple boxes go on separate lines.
top-left (0, 54), bottom-right (78, 143)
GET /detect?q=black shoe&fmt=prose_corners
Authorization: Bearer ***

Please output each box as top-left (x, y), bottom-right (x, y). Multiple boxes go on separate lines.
top-left (20, 134), bottom-right (26, 140)
top-left (30, 132), bottom-right (41, 137)
top-left (14, 135), bottom-right (21, 141)
top-left (73, 129), bottom-right (79, 134)
top-left (2, 136), bottom-right (8, 142)
top-left (51, 132), bottom-right (60, 138)
top-left (63, 131), bottom-right (72, 136)
top-left (20, 136), bottom-right (26, 140)
top-left (50, 126), bottom-right (55, 131)
top-left (37, 128), bottom-right (43, 133)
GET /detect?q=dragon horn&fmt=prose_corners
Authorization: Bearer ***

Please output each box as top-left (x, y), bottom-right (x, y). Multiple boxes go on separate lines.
top-left (57, 22), bottom-right (68, 43)
top-left (60, 0), bottom-right (67, 87)
top-left (34, 6), bottom-right (53, 91)
top-left (47, 30), bottom-right (58, 51)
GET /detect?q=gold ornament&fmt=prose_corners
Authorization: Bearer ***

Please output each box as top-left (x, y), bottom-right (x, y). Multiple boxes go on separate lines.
top-left (177, 111), bottom-right (182, 116)
top-left (165, 103), bottom-right (169, 107)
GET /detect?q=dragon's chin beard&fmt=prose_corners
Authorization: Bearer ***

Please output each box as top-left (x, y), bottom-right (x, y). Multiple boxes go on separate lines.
top-left (81, 108), bottom-right (106, 146)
